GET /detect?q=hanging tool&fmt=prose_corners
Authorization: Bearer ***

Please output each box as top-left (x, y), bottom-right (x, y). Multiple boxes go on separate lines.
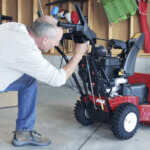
top-left (137, 0), bottom-right (150, 53)
top-left (71, 11), bottom-right (80, 24)
top-left (38, 0), bottom-right (44, 16)
top-left (37, 0), bottom-right (44, 18)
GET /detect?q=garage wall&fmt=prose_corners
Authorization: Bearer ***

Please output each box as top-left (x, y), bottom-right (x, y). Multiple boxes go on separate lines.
top-left (0, 0), bottom-right (150, 57)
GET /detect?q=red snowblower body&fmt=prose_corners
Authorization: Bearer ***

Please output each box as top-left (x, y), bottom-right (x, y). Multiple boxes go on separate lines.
top-left (54, 3), bottom-right (150, 140)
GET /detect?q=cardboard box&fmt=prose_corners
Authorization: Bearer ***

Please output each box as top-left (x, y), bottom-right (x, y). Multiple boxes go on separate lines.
top-left (0, 92), bottom-right (18, 108)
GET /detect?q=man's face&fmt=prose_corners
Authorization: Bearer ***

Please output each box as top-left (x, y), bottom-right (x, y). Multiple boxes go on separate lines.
top-left (40, 27), bottom-right (63, 53)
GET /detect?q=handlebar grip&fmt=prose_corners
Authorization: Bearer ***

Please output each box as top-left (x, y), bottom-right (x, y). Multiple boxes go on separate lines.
top-left (57, 21), bottom-right (77, 29)
top-left (57, 21), bottom-right (83, 32)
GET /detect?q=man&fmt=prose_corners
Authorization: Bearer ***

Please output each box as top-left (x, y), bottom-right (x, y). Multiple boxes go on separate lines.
top-left (0, 16), bottom-right (89, 147)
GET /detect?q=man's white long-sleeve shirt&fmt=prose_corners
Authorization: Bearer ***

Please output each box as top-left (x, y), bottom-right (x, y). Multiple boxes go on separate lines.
top-left (0, 22), bottom-right (66, 91)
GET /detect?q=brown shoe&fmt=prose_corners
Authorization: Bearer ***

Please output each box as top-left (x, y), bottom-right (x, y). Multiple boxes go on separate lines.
top-left (12, 130), bottom-right (51, 146)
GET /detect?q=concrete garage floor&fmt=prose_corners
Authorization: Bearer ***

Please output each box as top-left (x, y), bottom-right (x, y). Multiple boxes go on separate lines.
top-left (1, 83), bottom-right (150, 150)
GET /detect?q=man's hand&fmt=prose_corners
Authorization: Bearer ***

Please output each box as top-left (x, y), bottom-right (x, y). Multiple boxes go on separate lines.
top-left (63, 41), bottom-right (89, 80)
top-left (75, 41), bottom-right (89, 56)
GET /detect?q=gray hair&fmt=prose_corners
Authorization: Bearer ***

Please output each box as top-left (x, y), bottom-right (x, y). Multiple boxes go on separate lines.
top-left (29, 20), bottom-right (56, 39)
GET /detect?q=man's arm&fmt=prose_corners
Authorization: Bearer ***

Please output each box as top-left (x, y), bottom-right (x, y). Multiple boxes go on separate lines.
top-left (63, 42), bottom-right (89, 79)
top-left (9, 41), bottom-right (88, 87)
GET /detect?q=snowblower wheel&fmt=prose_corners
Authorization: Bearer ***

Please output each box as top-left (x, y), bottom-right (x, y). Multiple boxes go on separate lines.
top-left (74, 101), bottom-right (93, 126)
top-left (111, 103), bottom-right (139, 140)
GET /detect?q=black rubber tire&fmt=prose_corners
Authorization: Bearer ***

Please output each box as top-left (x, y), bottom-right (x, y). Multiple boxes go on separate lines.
top-left (111, 103), bottom-right (140, 140)
top-left (74, 101), bottom-right (93, 126)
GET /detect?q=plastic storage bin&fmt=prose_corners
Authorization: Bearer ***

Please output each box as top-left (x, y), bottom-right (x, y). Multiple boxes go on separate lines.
top-left (101, 0), bottom-right (138, 23)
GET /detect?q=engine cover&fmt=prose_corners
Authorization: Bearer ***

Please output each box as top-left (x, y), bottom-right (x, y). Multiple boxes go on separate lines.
top-left (98, 57), bottom-right (121, 79)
